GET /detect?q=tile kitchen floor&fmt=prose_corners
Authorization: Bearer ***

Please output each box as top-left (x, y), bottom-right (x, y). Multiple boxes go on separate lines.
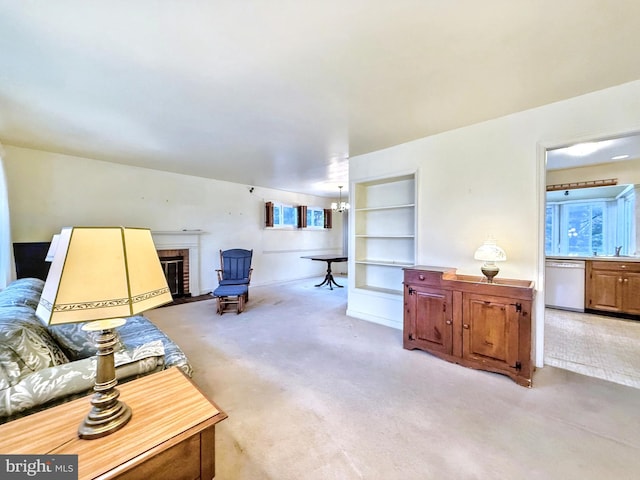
top-left (544, 308), bottom-right (640, 389)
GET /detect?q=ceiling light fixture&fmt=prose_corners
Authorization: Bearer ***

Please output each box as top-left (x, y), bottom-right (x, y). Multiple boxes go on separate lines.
top-left (331, 186), bottom-right (350, 213)
top-left (611, 154), bottom-right (629, 160)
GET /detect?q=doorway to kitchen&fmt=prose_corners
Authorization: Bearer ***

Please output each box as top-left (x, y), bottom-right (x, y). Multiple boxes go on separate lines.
top-left (542, 132), bottom-right (640, 388)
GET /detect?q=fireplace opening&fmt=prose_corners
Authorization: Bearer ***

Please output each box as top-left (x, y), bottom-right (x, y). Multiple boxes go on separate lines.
top-left (157, 249), bottom-right (190, 298)
top-left (161, 256), bottom-right (184, 297)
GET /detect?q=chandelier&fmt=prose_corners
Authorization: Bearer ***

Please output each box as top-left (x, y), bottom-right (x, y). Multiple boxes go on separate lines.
top-left (331, 186), bottom-right (350, 213)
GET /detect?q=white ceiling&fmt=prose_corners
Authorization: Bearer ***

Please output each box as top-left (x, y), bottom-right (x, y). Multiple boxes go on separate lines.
top-left (546, 133), bottom-right (640, 171)
top-left (2, 1), bottom-right (640, 197)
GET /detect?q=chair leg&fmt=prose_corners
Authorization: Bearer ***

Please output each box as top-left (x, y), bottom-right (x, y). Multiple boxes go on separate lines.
top-left (216, 296), bottom-right (222, 315)
top-left (237, 294), bottom-right (244, 314)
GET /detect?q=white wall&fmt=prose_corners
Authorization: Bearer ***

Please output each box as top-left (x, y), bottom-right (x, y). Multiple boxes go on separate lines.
top-left (349, 79), bottom-right (640, 368)
top-left (4, 146), bottom-right (345, 292)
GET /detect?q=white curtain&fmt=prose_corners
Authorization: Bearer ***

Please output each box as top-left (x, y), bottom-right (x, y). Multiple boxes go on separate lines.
top-left (0, 142), bottom-right (13, 289)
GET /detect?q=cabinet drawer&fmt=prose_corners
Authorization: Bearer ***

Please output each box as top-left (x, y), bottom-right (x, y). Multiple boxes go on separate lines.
top-left (116, 433), bottom-right (201, 480)
top-left (590, 261), bottom-right (640, 273)
top-left (404, 269), bottom-right (448, 286)
top-left (404, 266), bottom-right (455, 285)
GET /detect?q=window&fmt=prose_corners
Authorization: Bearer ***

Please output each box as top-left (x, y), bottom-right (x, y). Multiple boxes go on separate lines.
top-left (306, 207), bottom-right (325, 229)
top-left (545, 188), bottom-right (634, 256)
top-left (0, 158), bottom-right (10, 288)
top-left (544, 204), bottom-right (556, 254)
top-left (272, 203), bottom-right (298, 228)
top-left (563, 202), bottom-right (604, 256)
top-left (265, 202), bottom-right (328, 229)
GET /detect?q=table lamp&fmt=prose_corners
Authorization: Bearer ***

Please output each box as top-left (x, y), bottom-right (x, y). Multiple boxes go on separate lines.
top-left (474, 238), bottom-right (507, 283)
top-left (36, 226), bottom-right (173, 439)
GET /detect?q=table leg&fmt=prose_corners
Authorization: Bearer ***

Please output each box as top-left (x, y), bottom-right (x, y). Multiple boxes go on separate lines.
top-left (314, 260), bottom-right (343, 290)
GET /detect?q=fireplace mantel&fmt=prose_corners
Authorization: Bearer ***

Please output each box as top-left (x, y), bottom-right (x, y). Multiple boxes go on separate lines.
top-left (152, 230), bottom-right (205, 295)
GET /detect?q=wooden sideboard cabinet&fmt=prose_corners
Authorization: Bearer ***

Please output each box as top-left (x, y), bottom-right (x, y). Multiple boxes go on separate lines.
top-left (586, 261), bottom-right (640, 315)
top-left (403, 266), bottom-right (535, 387)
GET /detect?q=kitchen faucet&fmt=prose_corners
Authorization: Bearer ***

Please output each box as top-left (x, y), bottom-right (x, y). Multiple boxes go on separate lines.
top-left (615, 246), bottom-right (622, 256)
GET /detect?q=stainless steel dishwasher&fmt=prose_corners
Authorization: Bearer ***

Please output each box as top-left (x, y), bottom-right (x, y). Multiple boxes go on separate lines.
top-left (545, 259), bottom-right (585, 312)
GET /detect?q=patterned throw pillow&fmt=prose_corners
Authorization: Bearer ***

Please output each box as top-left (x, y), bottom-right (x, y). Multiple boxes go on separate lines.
top-left (0, 340), bottom-right (165, 420)
top-left (0, 344), bottom-right (24, 391)
top-left (48, 323), bottom-right (126, 361)
top-left (0, 307), bottom-right (69, 388)
top-left (0, 278), bottom-right (45, 311)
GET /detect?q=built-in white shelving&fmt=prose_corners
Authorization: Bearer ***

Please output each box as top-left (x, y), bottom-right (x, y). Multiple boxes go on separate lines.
top-left (353, 174), bottom-right (416, 294)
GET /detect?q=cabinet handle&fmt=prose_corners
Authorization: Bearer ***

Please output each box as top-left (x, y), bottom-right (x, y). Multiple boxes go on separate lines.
top-left (618, 278), bottom-right (623, 283)
top-left (418, 274), bottom-right (425, 281)
top-left (624, 278), bottom-right (629, 283)
top-left (446, 320), bottom-right (452, 325)
top-left (463, 324), bottom-right (470, 329)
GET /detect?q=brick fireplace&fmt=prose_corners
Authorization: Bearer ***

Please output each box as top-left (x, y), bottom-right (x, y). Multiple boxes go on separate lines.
top-left (157, 249), bottom-right (190, 297)
top-left (152, 230), bottom-right (203, 297)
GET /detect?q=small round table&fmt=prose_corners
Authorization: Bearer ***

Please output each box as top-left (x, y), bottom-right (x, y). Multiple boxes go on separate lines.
top-left (301, 254), bottom-right (348, 290)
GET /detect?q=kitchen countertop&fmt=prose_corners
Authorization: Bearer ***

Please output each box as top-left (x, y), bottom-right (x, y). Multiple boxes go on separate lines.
top-left (546, 255), bottom-right (640, 263)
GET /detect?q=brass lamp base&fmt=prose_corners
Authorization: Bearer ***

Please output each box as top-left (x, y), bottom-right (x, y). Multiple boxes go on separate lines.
top-left (79, 320), bottom-right (132, 440)
top-left (480, 262), bottom-right (500, 283)
top-left (78, 395), bottom-right (132, 440)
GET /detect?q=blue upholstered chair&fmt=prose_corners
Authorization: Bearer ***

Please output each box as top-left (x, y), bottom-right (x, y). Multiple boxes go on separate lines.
top-left (216, 249), bottom-right (253, 301)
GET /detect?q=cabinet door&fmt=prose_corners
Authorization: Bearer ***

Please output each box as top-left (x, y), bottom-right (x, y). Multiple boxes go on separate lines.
top-left (462, 294), bottom-right (519, 371)
top-left (622, 272), bottom-right (640, 315)
top-left (587, 270), bottom-right (622, 312)
top-left (405, 286), bottom-right (452, 355)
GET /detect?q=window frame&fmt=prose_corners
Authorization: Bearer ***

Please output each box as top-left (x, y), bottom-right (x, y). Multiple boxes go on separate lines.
top-left (545, 190), bottom-right (632, 256)
top-left (265, 201), bottom-right (331, 230)
top-left (305, 206), bottom-right (325, 229)
top-left (271, 202), bottom-right (299, 229)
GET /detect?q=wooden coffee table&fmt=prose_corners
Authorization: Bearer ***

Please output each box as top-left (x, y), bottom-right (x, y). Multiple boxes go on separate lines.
top-left (0, 367), bottom-right (227, 479)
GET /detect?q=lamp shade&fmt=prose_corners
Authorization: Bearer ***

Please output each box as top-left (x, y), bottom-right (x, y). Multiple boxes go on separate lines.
top-left (474, 240), bottom-right (507, 262)
top-left (36, 226), bottom-right (173, 326)
top-left (44, 234), bottom-right (60, 262)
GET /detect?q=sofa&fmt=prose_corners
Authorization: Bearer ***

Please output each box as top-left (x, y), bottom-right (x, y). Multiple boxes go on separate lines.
top-left (0, 277), bottom-right (192, 424)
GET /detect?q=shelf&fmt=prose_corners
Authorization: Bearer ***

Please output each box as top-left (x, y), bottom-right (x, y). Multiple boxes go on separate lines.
top-left (355, 204), bottom-right (415, 212)
top-left (354, 285), bottom-right (403, 295)
top-left (355, 234), bottom-right (414, 239)
top-left (352, 173), bottom-right (416, 317)
top-left (355, 260), bottom-right (414, 267)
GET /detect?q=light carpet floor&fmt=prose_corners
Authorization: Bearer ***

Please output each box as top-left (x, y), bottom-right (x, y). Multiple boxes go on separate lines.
top-left (146, 277), bottom-right (640, 480)
top-left (544, 308), bottom-right (640, 389)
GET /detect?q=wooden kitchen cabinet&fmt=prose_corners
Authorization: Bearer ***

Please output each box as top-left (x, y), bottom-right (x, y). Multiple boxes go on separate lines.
top-left (403, 266), bottom-right (535, 387)
top-left (586, 261), bottom-right (640, 315)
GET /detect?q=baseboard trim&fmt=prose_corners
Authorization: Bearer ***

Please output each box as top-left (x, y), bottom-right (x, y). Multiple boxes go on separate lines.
top-left (346, 308), bottom-right (402, 330)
